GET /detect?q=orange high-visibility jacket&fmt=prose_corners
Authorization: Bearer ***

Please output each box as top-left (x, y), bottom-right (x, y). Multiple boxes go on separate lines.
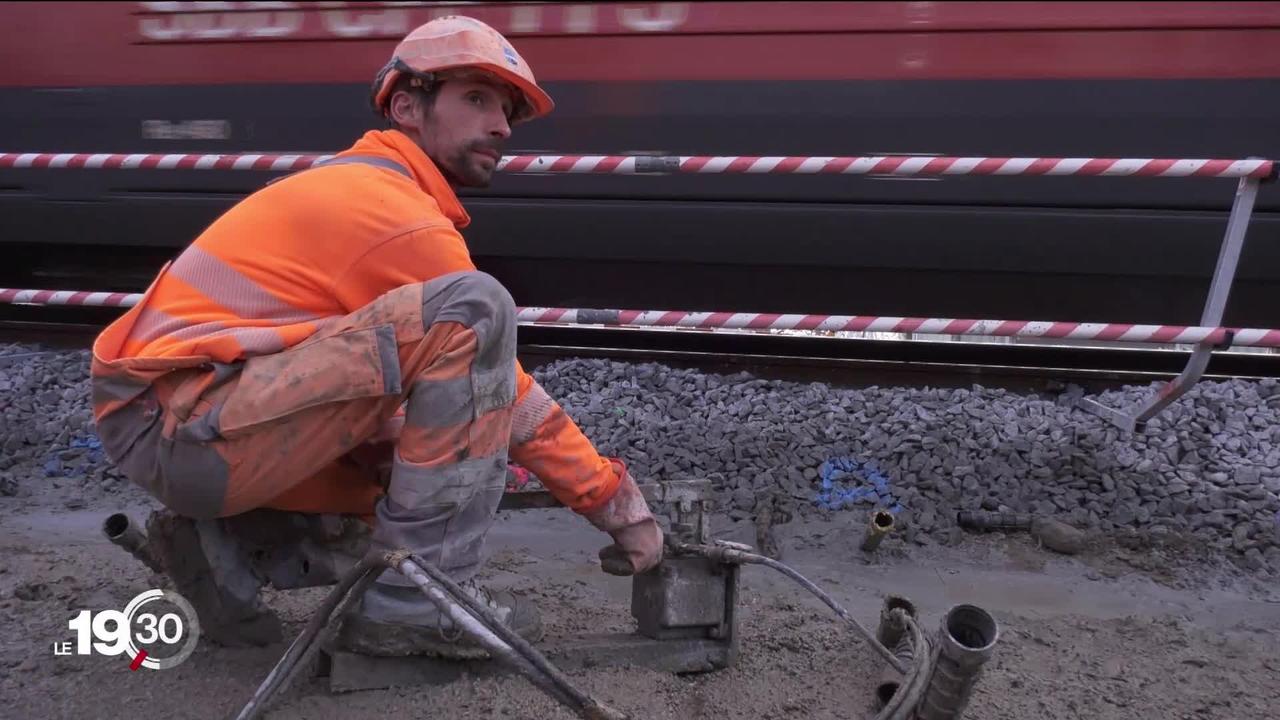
top-left (91, 129), bottom-right (620, 512)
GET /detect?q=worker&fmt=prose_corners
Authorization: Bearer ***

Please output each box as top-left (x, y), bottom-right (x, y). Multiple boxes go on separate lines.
top-left (89, 16), bottom-right (663, 657)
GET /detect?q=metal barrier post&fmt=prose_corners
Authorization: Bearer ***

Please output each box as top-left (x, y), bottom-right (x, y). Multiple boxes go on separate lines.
top-left (1078, 173), bottom-right (1262, 432)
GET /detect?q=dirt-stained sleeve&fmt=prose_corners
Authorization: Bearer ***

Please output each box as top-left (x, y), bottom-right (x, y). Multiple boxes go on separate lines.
top-left (507, 376), bottom-right (622, 514)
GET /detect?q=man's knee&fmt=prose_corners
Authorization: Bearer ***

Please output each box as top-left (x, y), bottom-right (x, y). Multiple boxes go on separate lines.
top-left (419, 272), bottom-right (517, 375)
top-left (420, 272), bottom-right (515, 334)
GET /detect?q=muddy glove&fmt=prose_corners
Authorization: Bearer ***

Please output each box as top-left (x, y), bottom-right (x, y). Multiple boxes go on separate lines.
top-left (582, 460), bottom-right (664, 576)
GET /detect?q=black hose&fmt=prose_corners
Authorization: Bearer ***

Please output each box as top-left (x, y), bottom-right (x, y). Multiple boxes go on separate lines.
top-left (669, 541), bottom-right (908, 673)
top-left (237, 541), bottom-right (940, 720)
top-left (405, 553), bottom-right (628, 720)
top-left (235, 553), bottom-right (386, 720)
top-left (236, 549), bottom-right (625, 720)
top-left (668, 541), bottom-right (947, 720)
top-left (874, 614), bottom-right (934, 720)
top-left (273, 562), bottom-right (381, 701)
top-left (392, 557), bottom-right (585, 711)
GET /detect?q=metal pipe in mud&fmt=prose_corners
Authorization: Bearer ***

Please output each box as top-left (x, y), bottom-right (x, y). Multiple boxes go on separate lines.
top-left (874, 595), bottom-right (919, 708)
top-left (861, 509), bottom-right (896, 552)
top-left (876, 595), bottom-right (918, 648)
top-left (914, 604), bottom-right (1000, 720)
top-left (102, 513), bottom-right (163, 574)
top-left (877, 637), bottom-right (916, 709)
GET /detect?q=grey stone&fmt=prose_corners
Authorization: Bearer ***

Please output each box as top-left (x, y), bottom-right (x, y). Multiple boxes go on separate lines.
top-left (1265, 546), bottom-right (1280, 568)
top-left (1031, 517), bottom-right (1086, 555)
top-left (1202, 511), bottom-right (1230, 529)
top-left (1112, 505), bottom-right (1136, 526)
top-left (11, 346), bottom-right (1280, 564)
top-left (916, 510), bottom-right (937, 532)
top-left (1233, 523), bottom-right (1253, 550)
top-left (1193, 494), bottom-right (1213, 513)
top-left (1244, 547), bottom-right (1266, 571)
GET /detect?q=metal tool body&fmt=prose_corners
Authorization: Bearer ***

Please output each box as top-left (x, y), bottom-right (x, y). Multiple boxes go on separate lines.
top-left (320, 479), bottom-right (739, 692)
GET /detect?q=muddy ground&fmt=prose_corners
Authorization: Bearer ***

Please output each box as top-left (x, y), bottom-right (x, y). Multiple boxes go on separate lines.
top-left (1, 476), bottom-right (1278, 720)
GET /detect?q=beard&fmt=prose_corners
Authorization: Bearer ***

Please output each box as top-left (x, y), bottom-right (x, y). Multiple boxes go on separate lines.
top-left (438, 139), bottom-right (503, 188)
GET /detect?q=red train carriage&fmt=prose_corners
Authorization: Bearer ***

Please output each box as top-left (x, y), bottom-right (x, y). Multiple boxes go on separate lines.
top-left (2, 2), bottom-right (1279, 326)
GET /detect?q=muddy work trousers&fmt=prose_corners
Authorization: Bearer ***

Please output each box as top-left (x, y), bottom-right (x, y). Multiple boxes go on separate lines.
top-left (96, 272), bottom-right (519, 581)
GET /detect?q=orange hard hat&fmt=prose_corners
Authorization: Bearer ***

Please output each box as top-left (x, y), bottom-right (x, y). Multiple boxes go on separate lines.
top-left (372, 16), bottom-right (553, 124)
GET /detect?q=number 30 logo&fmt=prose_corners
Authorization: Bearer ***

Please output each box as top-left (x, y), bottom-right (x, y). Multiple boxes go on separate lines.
top-left (63, 589), bottom-right (201, 670)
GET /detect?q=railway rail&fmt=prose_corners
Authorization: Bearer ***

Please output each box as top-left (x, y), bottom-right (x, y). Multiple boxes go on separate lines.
top-left (4, 300), bottom-right (1277, 396)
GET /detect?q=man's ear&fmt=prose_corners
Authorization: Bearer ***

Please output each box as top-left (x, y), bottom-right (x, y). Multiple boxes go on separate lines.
top-left (388, 90), bottom-right (423, 131)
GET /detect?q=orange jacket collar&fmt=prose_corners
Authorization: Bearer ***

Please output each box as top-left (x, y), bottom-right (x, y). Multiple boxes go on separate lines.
top-left (339, 129), bottom-right (472, 230)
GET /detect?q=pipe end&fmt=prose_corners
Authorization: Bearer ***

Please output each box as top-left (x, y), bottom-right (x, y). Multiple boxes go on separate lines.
top-left (944, 604), bottom-right (999, 652)
top-left (884, 594), bottom-right (917, 618)
top-left (876, 679), bottom-right (901, 706)
top-left (103, 512), bottom-right (131, 540)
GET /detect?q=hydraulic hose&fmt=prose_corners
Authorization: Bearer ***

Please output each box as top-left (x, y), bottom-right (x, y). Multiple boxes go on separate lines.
top-left (402, 553), bottom-right (630, 720)
top-left (875, 596), bottom-right (919, 708)
top-left (873, 614), bottom-right (934, 720)
top-left (237, 541), bottom-right (983, 720)
top-left (235, 550), bottom-right (627, 720)
top-left (668, 540), bottom-right (908, 673)
top-left (393, 556), bottom-right (582, 711)
top-left (669, 541), bottom-right (951, 720)
top-left (236, 553), bottom-right (384, 720)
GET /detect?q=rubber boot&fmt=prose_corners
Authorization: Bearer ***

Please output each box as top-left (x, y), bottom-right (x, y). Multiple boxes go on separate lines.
top-left (338, 579), bottom-right (543, 659)
top-left (145, 510), bottom-right (283, 647)
top-left (220, 509), bottom-right (371, 590)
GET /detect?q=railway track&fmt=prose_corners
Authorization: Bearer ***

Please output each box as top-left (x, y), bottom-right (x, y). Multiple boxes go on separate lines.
top-left (4, 301), bottom-right (1278, 395)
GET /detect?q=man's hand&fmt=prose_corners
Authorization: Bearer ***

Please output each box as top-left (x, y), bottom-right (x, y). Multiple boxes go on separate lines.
top-left (582, 460), bottom-right (664, 576)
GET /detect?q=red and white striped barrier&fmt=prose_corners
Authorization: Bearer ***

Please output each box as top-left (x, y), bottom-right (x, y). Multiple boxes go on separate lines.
top-left (514, 308), bottom-right (1280, 348)
top-left (4, 287), bottom-right (1278, 348)
top-left (500, 155), bottom-right (1276, 179)
top-left (0, 152), bottom-right (1273, 179)
top-left (1, 288), bottom-right (143, 308)
top-left (0, 153), bottom-right (330, 172)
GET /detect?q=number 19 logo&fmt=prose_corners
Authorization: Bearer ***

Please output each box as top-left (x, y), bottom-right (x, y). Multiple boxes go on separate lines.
top-left (55, 589), bottom-right (201, 670)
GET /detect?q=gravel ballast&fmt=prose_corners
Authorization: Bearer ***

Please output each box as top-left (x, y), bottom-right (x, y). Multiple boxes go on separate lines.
top-left (2, 342), bottom-right (1277, 572)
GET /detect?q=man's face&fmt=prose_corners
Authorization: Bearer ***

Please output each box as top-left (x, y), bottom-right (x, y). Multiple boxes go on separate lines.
top-left (398, 77), bottom-right (514, 188)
